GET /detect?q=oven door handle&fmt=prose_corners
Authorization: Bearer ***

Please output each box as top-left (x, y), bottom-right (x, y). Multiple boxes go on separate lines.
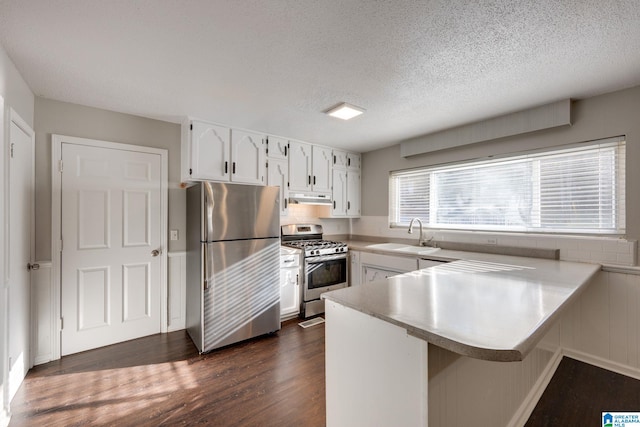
top-left (305, 253), bottom-right (348, 263)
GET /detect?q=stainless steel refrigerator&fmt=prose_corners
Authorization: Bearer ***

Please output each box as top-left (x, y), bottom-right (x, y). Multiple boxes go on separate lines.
top-left (186, 181), bottom-right (281, 353)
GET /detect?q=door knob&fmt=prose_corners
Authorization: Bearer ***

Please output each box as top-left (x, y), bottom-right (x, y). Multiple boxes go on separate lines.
top-left (27, 263), bottom-right (40, 271)
top-left (151, 249), bottom-right (161, 257)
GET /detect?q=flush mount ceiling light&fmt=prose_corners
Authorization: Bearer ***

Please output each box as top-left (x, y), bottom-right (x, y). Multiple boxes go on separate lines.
top-left (325, 102), bottom-right (365, 120)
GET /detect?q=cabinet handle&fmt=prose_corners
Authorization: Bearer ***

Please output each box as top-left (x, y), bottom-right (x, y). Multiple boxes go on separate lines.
top-left (224, 161), bottom-right (228, 174)
top-left (232, 162), bottom-right (236, 174)
top-left (348, 158), bottom-right (351, 166)
top-left (348, 201), bottom-right (351, 210)
top-left (333, 155), bottom-right (336, 164)
top-left (284, 198), bottom-right (288, 208)
top-left (313, 176), bottom-right (316, 185)
top-left (308, 175), bottom-right (311, 185)
top-left (333, 200), bottom-right (336, 209)
top-left (284, 146), bottom-right (288, 157)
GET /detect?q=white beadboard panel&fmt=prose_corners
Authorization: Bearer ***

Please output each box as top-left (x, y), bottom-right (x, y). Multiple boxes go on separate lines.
top-left (556, 271), bottom-right (640, 376)
top-left (32, 262), bottom-right (54, 366)
top-left (578, 272), bottom-right (609, 359)
top-left (428, 343), bottom-right (556, 427)
top-left (168, 251), bottom-right (186, 332)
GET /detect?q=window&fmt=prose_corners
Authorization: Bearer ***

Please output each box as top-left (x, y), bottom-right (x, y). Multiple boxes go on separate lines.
top-left (389, 137), bottom-right (626, 234)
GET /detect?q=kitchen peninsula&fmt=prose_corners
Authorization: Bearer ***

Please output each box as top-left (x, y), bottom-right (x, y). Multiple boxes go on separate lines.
top-left (323, 246), bottom-right (600, 426)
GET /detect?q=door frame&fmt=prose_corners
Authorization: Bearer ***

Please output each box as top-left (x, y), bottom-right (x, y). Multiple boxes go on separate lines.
top-left (51, 134), bottom-right (168, 361)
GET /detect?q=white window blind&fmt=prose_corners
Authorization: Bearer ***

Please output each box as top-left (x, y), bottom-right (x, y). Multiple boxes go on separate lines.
top-left (389, 137), bottom-right (626, 234)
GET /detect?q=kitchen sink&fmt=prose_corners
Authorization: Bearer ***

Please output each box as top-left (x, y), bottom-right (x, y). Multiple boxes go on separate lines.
top-left (368, 243), bottom-right (441, 256)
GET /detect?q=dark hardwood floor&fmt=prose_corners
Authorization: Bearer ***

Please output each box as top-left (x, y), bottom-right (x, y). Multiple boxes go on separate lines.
top-left (525, 357), bottom-right (640, 426)
top-left (9, 318), bottom-right (640, 427)
top-left (8, 319), bottom-right (325, 427)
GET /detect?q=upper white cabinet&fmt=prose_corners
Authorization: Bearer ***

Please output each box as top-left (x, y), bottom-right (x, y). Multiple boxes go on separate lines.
top-left (267, 135), bottom-right (289, 160)
top-left (231, 129), bottom-right (266, 184)
top-left (267, 136), bottom-right (289, 216)
top-left (289, 141), bottom-right (332, 194)
top-left (181, 119), bottom-right (265, 185)
top-left (330, 149), bottom-right (361, 217)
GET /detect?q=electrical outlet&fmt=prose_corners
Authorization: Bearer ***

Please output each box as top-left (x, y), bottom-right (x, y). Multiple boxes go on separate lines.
top-left (486, 238), bottom-right (497, 245)
top-left (170, 230), bottom-right (179, 241)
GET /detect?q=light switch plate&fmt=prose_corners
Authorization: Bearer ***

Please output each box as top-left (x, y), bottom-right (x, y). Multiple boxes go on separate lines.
top-left (170, 230), bottom-right (179, 241)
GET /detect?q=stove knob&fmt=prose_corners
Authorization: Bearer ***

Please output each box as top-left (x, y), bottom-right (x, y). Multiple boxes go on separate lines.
top-left (315, 250), bottom-right (319, 255)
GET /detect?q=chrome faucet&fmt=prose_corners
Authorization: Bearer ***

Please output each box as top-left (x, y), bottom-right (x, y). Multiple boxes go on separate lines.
top-left (408, 218), bottom-right (433, 247)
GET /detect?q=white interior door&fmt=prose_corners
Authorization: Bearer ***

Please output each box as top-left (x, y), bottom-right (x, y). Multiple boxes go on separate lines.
top-left (7, 115), bottom-right (34, 402)
top-left (61, 143), bottom-right (162, 356)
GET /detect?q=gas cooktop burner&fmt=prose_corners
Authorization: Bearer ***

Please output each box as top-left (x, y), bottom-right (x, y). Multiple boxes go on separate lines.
top-left (285, 239), bottom-right (346, 249)
top-left (281, 224), bottom-right (348, 256)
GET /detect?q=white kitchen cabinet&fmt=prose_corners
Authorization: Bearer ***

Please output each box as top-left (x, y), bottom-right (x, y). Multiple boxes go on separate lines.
top-left (183, 120), bottom-right (230, 182)
top-left (231, 129), bottom-right (266, 184)
top-left (288, 140), bottom-right (312, 191)
top-left (329, 149), bottom-right (361, 218)
top-left (181, 119), bottom-right (266, 185)
top-left (289, 141), bottom-right (332, 194)
top-left (267, 135), bottom-right (289, 160)
top-left (312, 145), bottom-right (333, 193)
top-left (360, 252), bottom-right (418, 284)
top-left (267, 157), bottom-right (289, 216)
top-left (346, 170), bottom-right (360, 216)
top-left (362, 266), bottom-right (404, 284)
top-left (347, 152), bottom-right (361, 171)
top-left (333, 149), bottom-right (349, 169)
top-left (280, 248), bottom-right (301, 319)
top-left (331, 169), bottom-right (348, 216)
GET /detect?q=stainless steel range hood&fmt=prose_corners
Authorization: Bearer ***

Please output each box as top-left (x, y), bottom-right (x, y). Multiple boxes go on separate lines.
top-left (288, 193), bottom-right (332, 205)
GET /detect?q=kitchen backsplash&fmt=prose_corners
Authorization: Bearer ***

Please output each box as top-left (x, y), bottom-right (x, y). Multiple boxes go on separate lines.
top-left (352, 215), bottom-right (638, 267)
top-left (281, 204), bottom-right (350, 236)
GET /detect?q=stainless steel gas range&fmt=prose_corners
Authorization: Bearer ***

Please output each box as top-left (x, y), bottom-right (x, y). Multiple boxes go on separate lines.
top-left (281, 224), bottom-right (348, 318)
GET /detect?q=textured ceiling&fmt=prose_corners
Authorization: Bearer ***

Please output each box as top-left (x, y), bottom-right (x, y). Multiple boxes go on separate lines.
top-left (1, 1), bottom-right (639, 153)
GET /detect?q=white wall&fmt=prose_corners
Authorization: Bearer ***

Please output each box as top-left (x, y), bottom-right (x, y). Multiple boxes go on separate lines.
top-left (360, 85), bottom-right (640, 243)
top-left (34, 97), bottom-right (183, 261)
top-left (0, 42), bottom-right (35, 427)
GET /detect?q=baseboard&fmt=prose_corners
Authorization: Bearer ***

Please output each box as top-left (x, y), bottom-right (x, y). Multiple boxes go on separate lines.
top-left (507, 348), bottom-right (563, 427)
top-left (562, 348), bottom-right (640, 381)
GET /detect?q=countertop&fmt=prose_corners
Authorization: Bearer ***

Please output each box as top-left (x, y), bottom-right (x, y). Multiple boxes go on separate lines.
top-left (323, 241), bottom-right (601, 362)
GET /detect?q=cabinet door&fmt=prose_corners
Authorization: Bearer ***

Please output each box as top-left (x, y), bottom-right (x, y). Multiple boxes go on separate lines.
top-left (332, 149), bottom-right (348, 169)
top-left (280, 267), bottom-right (300, 318)
top-left (362, 266), bottom-right (403, 284)
top-left (231, 129), bottom-right (266, 185)
top-left (190, 121), bottom-right (230, 181)
top-left (346, 171), bottom-right (361, 217)
top-left (267, 136), bottom-right (289, 160)
top-left (289, 141), bottom-right (312, 191)
top-left (312, 145), bottom-right (333, 193)
top-left (347, 152), bottom-right (361, 171)
top-left (332, 169), bottom-right (347, 216)
top-left (267, 158), bottom-right (289, 216)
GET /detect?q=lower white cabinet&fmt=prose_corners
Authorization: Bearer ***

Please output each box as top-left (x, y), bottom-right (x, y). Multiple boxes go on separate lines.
top-left (267, 157), bottom-right (289, 216)
top-left (362, 266), bottom-right (405, 284)
top-left (280, 248), bottom-right (301, 319)
top-left (353, 251), bottom-right (419, 286)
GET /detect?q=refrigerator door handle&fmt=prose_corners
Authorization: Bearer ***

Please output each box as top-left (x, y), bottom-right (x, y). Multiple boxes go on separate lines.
top-left (203, 244), bottom-right (210, 290)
